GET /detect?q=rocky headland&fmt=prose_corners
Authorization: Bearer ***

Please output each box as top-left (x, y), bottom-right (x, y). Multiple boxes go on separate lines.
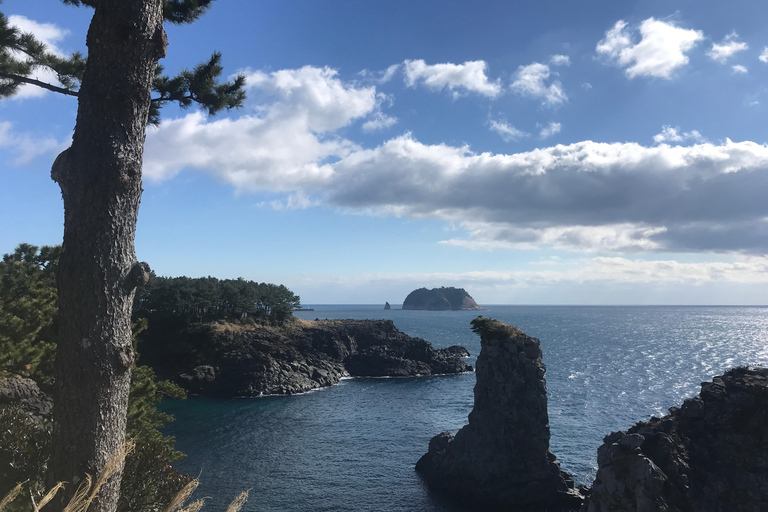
top-left (416, 317), bottom-right (584, 511)
top-left (584, 366), bottom-right (768, 512)
top-left (142, 319), bottom-right (473, 396)
top-left (402, 287), bottom-right (482, 311)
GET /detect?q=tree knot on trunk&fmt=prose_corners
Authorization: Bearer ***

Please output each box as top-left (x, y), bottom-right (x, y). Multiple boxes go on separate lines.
top-left (50, 147), bottom-right (72, 185)
top-left (153, 25), bottom-right (168, 60)
top-left (117, 344), bottom-right (135, 370)
top-left (124, 261), bottom-right (151, 291)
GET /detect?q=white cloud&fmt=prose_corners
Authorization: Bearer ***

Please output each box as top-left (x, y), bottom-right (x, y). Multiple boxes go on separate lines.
top-left (539, 122), bottom-right (561, 139)
top-left (707, 33), bottom-right (748, 63)
top-left (362, 111), bottom-right (398, 132)
top-left (0, 121), bottom-right (68, 165)
top-left (550, 54), bottom-right (571, 66)
top-left (596, 18), bottom-right (704, 79)
top-left (380, 64), bottom-right (401, 83)
top-left (403, 59), bottom-right (502, 98)
top-left (489, 119), bottom-right (527, 142)
top-left (653, 125), bottom-right (705, 144)
top-left (7, 15), bottom-right (69, 56)
top-left (510, 62), bottom-right (567, 105)
top-left (144, 66), bottom-right (377, 188)
top-left (6, 15), bottom-right (71, 99)
top-left (732, 64), bottom-right (748, 74)
top-left (760, 47), bottom-right (768, 63)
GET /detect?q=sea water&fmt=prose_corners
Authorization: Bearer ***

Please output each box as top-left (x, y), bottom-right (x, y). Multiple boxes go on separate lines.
top-left (161, 305), bottom-right (768, 511)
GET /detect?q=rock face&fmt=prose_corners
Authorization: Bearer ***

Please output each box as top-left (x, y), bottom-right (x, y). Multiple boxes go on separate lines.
top-left (402, 287), bottom-right (482, 311)
top-left (0, 375), bottom-right (52, 419)
top-left (145, 319), bottom-right (473, 396)
top-left (416, 317), bottom-right (584, 511)
top-left (584, 366), bottom-right (768, 512)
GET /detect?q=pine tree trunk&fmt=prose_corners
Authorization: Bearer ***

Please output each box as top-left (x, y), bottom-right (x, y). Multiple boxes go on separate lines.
top-left (50, 2), bottom-right (165, 511)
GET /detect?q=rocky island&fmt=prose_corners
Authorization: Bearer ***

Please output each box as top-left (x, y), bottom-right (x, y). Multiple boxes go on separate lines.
top-left (141, 319), bottom-right (472, 396)
top-left (402, 287), bottom-right (482, 311)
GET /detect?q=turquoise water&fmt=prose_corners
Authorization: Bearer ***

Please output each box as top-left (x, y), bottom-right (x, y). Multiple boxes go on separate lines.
top-left (161, 305), bottom-right (768, 511)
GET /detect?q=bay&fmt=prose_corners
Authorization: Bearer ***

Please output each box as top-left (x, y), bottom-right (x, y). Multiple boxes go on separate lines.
top-left (161, 305), bottom-right (768, 511)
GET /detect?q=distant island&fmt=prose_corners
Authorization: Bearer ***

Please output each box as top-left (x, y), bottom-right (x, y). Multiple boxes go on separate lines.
top-left (402, 287), bottom-right (482, 311)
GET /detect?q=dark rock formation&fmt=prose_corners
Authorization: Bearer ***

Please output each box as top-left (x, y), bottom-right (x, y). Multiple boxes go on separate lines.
top-left (416, 317), bottom-right (584, 511)
top-left (584, 366), bottom-right (768, 512)
top-left (145, 319), bottom-right (473, 396)
top-left (402, 287), bottom-right (482, 311)
top-left (0, 374), bottom-right (52, 419)
top-left (384, 301), bottom-right (391, 310)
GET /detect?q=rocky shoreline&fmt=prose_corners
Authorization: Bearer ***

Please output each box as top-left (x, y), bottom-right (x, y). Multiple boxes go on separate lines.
top-left (143, 319), bottom-right (473, 396)
top-left (584, 366), bottom-right (768, 511)
top-left (416, 317), bottom-right (768, 511)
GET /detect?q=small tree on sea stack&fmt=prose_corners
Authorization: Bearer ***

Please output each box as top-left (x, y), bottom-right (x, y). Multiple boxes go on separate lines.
top-left (0, 1), bottom-right (245, 510)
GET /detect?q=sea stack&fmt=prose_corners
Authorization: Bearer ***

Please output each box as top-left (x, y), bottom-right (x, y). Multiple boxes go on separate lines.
top-left (384, 301), bottom-right (391, 310)
top-left (585, 366), bottom-right (768, 512)
top-left (415, 317), bottom-right (583, 511)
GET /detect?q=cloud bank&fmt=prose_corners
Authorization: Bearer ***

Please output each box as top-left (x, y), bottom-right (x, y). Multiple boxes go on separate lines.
top-left (145, 65), bottom-right (768, 257)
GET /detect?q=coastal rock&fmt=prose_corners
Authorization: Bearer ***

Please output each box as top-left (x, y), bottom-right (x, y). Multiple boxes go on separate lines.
top-left (584, 366), bottom-right (768, 512)
top-left (144, 319), bottom-right (473, 396)
top-left (384, 302), bottom-right (391, 310)
top-left (415, 317), bottom-right (584, 511)
top-left (402, 287), bottom-right (482, 311)
top-left (0, 374), bottom-right (52, 419)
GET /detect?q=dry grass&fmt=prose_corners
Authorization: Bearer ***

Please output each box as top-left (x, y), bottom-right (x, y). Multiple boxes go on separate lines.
top-left (0, 442), bottom-right (248, 512)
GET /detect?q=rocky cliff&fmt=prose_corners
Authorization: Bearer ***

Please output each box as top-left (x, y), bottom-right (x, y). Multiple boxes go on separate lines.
top-left (416, 317), bottom-right (584, 511)
top-left (143, 319), bottom-right (472, 396)
top-left (584, 366), bottom-right (768, 512)
top-left (402, 287), bottom-right (482, 311)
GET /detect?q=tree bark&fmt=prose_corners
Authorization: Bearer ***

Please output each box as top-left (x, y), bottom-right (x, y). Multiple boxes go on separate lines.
top-left (50, 2), bottom-right (165, 511)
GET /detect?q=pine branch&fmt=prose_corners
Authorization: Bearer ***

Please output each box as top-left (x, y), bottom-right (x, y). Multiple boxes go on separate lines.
top-left (0, 71), bottom-right (78, 97)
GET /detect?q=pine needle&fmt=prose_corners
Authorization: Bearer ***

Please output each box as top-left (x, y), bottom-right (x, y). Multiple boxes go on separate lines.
top-left (0, 482), bottom-right (24, 512)
top-left (33, 482), bottom-right (64, 512)
top-left (164, 479), bottom-right (199, 512)
top-left (225, 490), bottom-right (249, 512)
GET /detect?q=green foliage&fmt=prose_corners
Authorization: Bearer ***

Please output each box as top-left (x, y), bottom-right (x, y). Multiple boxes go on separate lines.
top-left (0, 243), bottom-right (192, 511)
top-left (0, 9), bottom-right (84, 98)
top-left (0, 244), bottom-right (59, 388)
top-left (1, 1), bottom-right (245, 124)
top-left (135, 275), bottom-right (301, 327)
top-left (150, 53), bottom-right (246, 125)
top-left (470, 316), bottom-right (523, 339)
top-left (120, 365), bottom-right (191, 512)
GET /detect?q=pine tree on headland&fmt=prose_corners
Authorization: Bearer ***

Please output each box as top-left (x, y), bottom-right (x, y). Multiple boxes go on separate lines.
top-left (0, 2), bottom-right (246, 510)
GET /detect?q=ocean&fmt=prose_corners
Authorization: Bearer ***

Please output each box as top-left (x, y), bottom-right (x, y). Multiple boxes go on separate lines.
top-left (161, 305), bottom-right (768, 511)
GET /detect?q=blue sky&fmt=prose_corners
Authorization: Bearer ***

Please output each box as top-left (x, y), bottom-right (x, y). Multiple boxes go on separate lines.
top-left (3, 0), bottom-right (768, 304)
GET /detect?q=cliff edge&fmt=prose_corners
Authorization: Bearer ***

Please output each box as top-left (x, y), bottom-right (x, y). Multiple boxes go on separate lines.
top-left (584, 366), bottom-right (768, 512)
top-left (416, 317), bottom-right (584, 511)
top-left (142, 319), bottom-right (473, 396)
top-left (402, 287), bottom-right (482, 311)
